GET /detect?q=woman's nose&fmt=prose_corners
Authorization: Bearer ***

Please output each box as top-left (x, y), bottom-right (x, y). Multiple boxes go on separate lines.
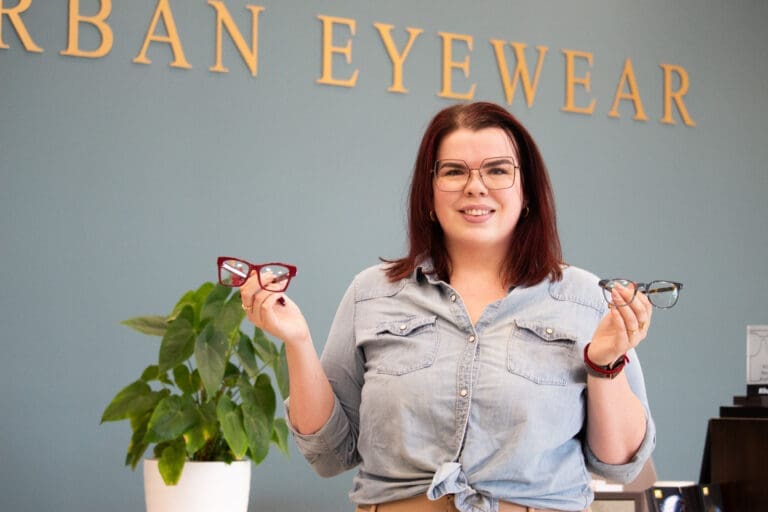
top-left (463, 168), bottom-right (488, 195)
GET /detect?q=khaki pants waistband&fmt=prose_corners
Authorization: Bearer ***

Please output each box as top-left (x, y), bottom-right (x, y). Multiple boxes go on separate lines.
top-left (354, 493), bottom-right (578, 512)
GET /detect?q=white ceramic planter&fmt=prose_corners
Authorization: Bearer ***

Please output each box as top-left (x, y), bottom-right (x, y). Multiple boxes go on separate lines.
top-left (143, 459), bottom-right (251, 512)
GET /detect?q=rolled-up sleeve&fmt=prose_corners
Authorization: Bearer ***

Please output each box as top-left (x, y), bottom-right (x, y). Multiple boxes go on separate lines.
top-left (584, 349), bottom-right (657, 483)
top-left (585, 405), bottom-right (656, 482)
top-left (285, 395), bottom-right (359, 477)
top-left (284, 279), bottom-right (364, 477)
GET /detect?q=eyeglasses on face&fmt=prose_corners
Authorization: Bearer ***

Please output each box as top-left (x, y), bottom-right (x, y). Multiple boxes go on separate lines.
top-left (598, 278), bottom-right (683, 309)
top-left (433, 156), bottom-right (519, 192)
top-left (217, 257), bottom-right (297, 292)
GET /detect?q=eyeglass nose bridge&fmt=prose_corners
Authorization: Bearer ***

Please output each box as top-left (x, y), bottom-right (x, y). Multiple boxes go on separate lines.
top-left (462, 167), bottom-right (491, 190)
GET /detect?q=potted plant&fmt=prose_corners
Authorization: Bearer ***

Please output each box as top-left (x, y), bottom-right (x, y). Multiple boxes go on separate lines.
top-left (101, 281), bottom-right (289, 511)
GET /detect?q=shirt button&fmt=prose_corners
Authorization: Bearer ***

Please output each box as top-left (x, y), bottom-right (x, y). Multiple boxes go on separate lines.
top-left (399, 324), bottom-right (407, 331)
top-left (450, 294), bottom-right (457, 302)
top-left (468, 335), bottom-right (476, 343)
top-left (459, 389), bottom-right (468, 397)
top-left (545, 327), bottom-right (554, 335)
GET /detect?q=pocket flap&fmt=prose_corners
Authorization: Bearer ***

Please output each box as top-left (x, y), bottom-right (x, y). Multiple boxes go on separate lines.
top-left (377, 315), bottom-right (437, 336)
top-left (514, 319), bottom-right (577, 342)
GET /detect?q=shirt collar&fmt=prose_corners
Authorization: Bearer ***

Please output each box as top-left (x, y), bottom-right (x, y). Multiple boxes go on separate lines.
top-left (414, 258), bottom-right (439, 284)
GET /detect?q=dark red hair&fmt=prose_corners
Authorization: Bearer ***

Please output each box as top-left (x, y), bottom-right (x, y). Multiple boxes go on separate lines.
top-left (384, 102), bottom-right (563, 287)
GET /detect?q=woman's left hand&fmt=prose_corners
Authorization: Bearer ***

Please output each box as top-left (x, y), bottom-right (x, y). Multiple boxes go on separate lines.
top-left (588, 282), bottom-right (653, 366)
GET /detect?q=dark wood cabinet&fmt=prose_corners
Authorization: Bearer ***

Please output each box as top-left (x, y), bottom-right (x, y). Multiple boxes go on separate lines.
top-left (699, 417), bottom-right (768, 511)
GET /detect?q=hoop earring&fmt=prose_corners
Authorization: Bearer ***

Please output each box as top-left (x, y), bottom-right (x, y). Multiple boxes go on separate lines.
top-left (429, 210), bottom-right (437, 222)
top-left (522, 206), bottom-right (530, 218)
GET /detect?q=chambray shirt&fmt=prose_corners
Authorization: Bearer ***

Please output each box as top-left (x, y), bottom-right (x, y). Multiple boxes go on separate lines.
top-left (288, 262), bottom-right (655, 512)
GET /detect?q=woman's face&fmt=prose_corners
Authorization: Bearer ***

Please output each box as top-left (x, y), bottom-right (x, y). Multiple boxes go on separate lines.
top-left (433, 127), bottom-right (524, 255)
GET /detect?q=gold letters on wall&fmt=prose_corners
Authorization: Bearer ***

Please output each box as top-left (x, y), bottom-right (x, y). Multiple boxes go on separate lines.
top-left (0, 0), bottom-right (696, 127)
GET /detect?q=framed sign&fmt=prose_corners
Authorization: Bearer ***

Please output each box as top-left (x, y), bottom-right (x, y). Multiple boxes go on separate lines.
top-left (747, 325), bottom-right (768, 386)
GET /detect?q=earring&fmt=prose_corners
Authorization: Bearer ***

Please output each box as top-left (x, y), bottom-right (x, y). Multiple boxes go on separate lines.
top-left (429, 210), bottom-right (437, 222)
top-left (522, 206), bottom-right (530, 217)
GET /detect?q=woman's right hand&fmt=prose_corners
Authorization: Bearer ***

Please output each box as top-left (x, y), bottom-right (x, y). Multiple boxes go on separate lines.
top-left (239, 272), bottom-right (311, 346)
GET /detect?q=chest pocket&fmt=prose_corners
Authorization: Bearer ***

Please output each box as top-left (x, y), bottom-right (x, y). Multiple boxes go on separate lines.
top-left (373, 315), bottom-right (439, 375)
top-left (507, 319), bottom-right (578, 386)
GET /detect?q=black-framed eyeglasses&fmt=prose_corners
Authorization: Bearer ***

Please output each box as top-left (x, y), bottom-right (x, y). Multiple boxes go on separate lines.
top-left (433, 156), bottom-right (519, 191)
top-left (217, 257), bottom-right (297, 292)
top-left (598, 278), bottom-right (683, 309)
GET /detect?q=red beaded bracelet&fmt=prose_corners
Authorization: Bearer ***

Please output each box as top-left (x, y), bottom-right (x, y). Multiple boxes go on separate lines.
top-left (583, 342), bottom-right (630, 379)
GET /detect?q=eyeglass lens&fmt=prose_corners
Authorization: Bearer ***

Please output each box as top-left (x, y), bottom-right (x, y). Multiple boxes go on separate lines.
top-left (219, 259), bottom-right (292, 292)
top-left (434, 157), bottom-right (517, 191)
top-left (258, 265), bottom-right (291, 292)
top-left (601, 279), bottom-right (680, 309)
top-left (220, 259), bottom-right (250, 287)
top-left (644, 281), bottom-right (680, 308)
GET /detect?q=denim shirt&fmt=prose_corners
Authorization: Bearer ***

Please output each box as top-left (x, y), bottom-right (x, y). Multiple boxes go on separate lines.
top-left (288, 262), bottom-right (655, 512)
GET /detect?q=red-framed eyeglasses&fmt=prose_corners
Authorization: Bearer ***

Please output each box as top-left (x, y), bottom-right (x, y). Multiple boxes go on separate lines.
top-left (217, 257), bottom-right (297, 292)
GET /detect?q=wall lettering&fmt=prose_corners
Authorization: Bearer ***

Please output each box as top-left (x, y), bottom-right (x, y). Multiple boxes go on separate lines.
top-left (0, 0), bottom-right (43, 52)
top-left (316, 14), bottom-right (358, 88)
top-left (60, 0), bottom-right (113, 58)
top-left (209, 1), bottom-right (264, 76)
top-left (373, 22), bottom-right (422, 94)
top-left (0, 0), bottom-right (696, 127)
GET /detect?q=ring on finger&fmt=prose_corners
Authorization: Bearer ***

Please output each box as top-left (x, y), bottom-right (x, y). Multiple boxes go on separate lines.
top-left (241, 302), bottom-right (253, 311)
top-left (639, 321), bottom-right (646, 331)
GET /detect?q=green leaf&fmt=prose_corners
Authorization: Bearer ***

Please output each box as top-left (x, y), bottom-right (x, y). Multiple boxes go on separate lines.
top-left (121, 315), bottom-right (169, 336)
top-left (222, 363), bottom-right (241, 388)
top-left (125, 411), bottom-right (152, 469)
top-left (271, 418), bottom-right (290, 456)
top-left (236, 332), bottom-right (260, 379)
top-left (102, 380), bottom-right (158, 422)
top-left (183, 425), bottom-right (207, 457)
top-left (144, 395), bottom-right (199, 444)
top-left (172, 365), bottom-right (194, 394)
top-left (158, 305), bottom-right (195, 373)
top-left (168, 290), bottom-right (197, 323)
top-left (256, 374), bottom-right (277, 420)
top-left (184, 401), bottom-right (218, 457)
top-left (200, 284), bottom-right (232, 322)
top-left (239, 374), bottom-right (275, 464)
top-left (227, 326), bottom-right (241, 350)
top-left (254, 374), bottom-right (277, 419)
top-left (217, 291), bottom-right (246, 338)
top-left (252, 330), bottom-right (288, 400)
top-left (140, 366), bottom-right (172, 385)
top-left (158, 439), bottom-right (187, 485)
top-left (197, 400), bottom-right (218, 438)
top-left (140, 365), bottom-right (160, 382)
top-left (195, 323), bottom-right (228, 399)
top-left (252, 327), bottom-right (278, 364)
top-left (274, 344), bottom-right (290, 400)
top-left (191, 369), bottom-right (202, 393)
top-left (217, 395), bottom-right (248, 458)
top-left (153, 441), bottom-right (169, 459)
top-left (167, 282), bottom-right (215, 324)
top-left (192, 281), bottom-right (215, 308)
top-left (243, 409), bottom-right (270, 464)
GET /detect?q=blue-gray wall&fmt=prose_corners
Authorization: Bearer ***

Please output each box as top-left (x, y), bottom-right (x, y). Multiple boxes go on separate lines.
top-left (2, 1), bottom-right (766, 511)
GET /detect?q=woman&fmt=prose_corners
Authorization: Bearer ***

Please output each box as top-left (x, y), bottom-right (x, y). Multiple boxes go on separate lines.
top-left (240, 102), bottom-right (655, 512)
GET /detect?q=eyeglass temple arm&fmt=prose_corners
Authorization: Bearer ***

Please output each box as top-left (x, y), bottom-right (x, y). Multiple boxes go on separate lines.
top-left (599, 280), bottom-right (682, 294)
top-left (642, 283), bottom-right (683, 295)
